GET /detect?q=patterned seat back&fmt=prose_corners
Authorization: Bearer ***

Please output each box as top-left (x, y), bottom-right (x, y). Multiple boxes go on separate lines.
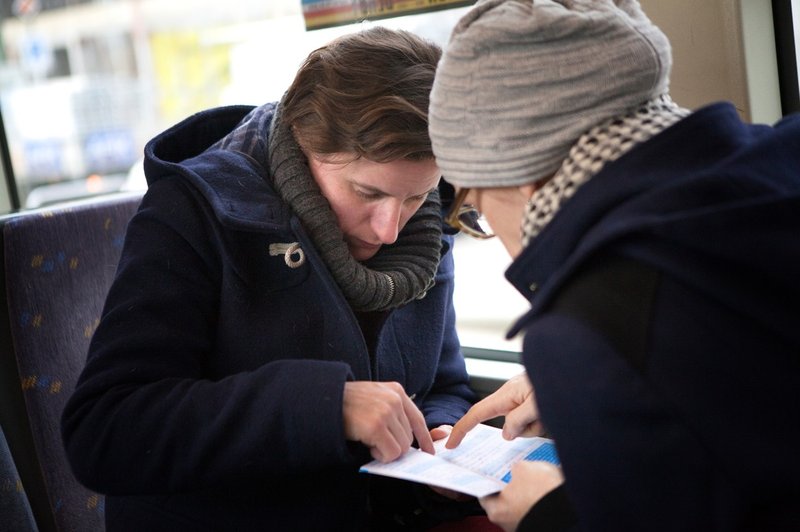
top-left (0, 192), bottom-right (142, 532)
top-left (0, 422), bottom-right (38, 531)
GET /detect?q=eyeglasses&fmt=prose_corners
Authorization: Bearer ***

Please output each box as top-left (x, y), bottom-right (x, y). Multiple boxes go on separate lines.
top-left (444, 187), bottom-right (495, 239)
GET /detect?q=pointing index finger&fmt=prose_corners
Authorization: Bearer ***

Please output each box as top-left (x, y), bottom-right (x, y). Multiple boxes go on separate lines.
top-left (404, 394), bottom-right (434, 454)
top-left (446, 396), bottom-right (507, 448)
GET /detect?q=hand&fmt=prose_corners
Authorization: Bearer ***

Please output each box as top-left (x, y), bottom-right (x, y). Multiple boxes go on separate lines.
top-left (343, 381), bottom-right (434, 462)
top-left (479, 461), bottom-right (564, 532)
top-left (446, 372), bottom-right (541, 449)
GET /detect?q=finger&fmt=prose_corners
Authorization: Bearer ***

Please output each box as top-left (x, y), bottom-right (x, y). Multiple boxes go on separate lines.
top-left (430, 425), bottom-right (452, 441)
top-left (478, 493), bottom-right (499, 516)
top-left (367, 383), bottom-right (413, 461)
top-left (446, 396), bottom-right (513, 448)
top-left (504, 418), bottom-right (541, 440)
top-left (479, 494), bottom-right (516, 532)
top-left (403, 394), bottom-right (434, 454)
top-left (371, 387), bottom-right (414, 462)
top-left (370, 447), bottom-right (384, 463)
top-left (446, 414), bottom-right (479, 449)
top-left (370, 417), bottom-right (406, 463)
top-left (377, 396), bottom-right (416, 462)
top-left (391, 411), bottom-right (415, 452)
top-left (502, 397), bottom-right (540, 439)
top-left (394, 396), bottom-right (415, 448)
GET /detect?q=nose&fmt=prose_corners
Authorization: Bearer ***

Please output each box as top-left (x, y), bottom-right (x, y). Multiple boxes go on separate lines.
top-left (372, 201), bottom-right (402, 245)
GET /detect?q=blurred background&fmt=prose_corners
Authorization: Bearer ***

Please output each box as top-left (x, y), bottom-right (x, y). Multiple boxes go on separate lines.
top-left (0, 0), bottom-right (797, 357)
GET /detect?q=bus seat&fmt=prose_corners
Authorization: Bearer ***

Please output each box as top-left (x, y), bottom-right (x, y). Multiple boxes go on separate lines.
top-left (0, 422), bottom-right (38, 531)
top-left (0, 192), bottom-right (142, 532)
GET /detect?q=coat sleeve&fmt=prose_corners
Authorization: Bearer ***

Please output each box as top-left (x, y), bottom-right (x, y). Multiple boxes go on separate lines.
top-left (61, 178), bottom-right (358, 496)
top-left (517, 485), bottom-right (578, 532)
top-left (521, 313), bottom-right (719, 530)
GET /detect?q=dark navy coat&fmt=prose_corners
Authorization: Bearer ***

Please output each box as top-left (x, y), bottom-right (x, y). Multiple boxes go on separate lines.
top-left (508, 103), bottom-right (800, 531)
top-left (61, 105), bottom-right (474, 531)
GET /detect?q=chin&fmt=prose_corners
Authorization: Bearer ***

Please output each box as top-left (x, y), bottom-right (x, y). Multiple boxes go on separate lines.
top-left (351, 245), bottom-right (380, 262)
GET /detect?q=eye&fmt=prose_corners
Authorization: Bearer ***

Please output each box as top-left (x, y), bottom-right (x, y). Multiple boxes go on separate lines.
top-left (407, 193), bottom-right (429, 204)
top-left (354, 188), bottom-right (381, 200)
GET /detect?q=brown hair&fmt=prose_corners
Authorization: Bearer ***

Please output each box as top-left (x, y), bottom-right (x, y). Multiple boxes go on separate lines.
top-left (281, 26), bottom-right (441, 162)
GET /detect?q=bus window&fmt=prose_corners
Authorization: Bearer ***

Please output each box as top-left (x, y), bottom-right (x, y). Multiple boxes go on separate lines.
top-left (0, 0), bottom-right (528, 365)
top-left (0, 1), bottom-right (468, 209)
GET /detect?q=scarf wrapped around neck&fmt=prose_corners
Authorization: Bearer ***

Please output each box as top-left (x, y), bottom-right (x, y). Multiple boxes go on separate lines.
top-left (214, 101), bottom-right (443, 312)
top-left (522, 95), bottom-right (690, 247)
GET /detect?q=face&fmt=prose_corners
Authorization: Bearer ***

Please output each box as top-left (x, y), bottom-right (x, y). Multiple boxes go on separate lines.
top-left (464, 187), bottom-right (531, 258)
top-left (307, 153), bottom-right (441, 261)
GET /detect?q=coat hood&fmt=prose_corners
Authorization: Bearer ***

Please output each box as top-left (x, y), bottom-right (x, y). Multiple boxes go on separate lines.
top-left (507, 102), bottom-right (800, 346)
top-left (143, 104), bottom-right (291, 232)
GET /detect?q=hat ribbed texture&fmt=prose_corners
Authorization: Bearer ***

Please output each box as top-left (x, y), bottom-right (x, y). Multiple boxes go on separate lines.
top-left (429, 0), bottom-right (672, 188)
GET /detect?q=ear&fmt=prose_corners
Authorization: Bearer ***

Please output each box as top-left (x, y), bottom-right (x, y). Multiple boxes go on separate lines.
top-left (518, 183), bottom-right (538, 201)
top-left (519, 172), bottom-right (555, 199)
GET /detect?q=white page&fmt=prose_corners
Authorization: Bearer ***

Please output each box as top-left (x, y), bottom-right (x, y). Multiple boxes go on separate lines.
top-left (360, 424), bottom-right (559, 498)
top-left (361, 446), bottom-right (505, 497)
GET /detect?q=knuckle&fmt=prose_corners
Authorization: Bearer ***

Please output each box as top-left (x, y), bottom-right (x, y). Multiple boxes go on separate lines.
top-left (385, 381), bottom-right (404, 394)
top-left (375, 401), bottom-right (395, 418)
top-left (364, 416), bottom-right (384, 436)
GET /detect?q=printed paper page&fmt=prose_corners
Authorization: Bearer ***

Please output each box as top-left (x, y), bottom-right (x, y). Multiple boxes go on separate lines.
top-left (434, 423), bottom-right (558, 482)
top-left (360, 424), bottom-right (560, 497)
top-left (360, 446), bottom-right (506, 497)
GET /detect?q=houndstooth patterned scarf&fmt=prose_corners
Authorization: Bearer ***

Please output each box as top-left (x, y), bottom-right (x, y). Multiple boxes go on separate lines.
top-left (521, 95), bottom-right (690, 247)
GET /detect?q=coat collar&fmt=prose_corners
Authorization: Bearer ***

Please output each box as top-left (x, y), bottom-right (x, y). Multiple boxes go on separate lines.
top-left (504, 102), bottom-right (760, 338)
top-left (143, 104), bottom-right (293, 232)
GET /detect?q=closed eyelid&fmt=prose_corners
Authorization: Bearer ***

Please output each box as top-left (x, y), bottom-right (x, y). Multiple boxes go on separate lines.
top-left (354, 185), bottom-right (430, 202)
top-left (354, 187), bottom-right (385, 199)
top-left (410, 186), bottom-right (437, 202)
top-left (409, 191), bottom-right (431, 201)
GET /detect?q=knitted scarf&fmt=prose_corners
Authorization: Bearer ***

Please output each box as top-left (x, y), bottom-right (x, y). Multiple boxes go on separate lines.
top-left (214, 102), bottom-right (442, 312)
top-left (521, 95), bottom-right (690, 247)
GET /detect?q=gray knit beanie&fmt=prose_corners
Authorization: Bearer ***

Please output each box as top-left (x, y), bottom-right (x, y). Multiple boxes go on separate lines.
top-left (429, 0), bottom-right (672, 188)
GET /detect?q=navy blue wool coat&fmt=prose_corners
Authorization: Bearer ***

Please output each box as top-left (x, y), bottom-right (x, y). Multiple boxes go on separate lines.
top-left (508, 103), bottom-right (800, 531)
top-left (61, 105), bottom-right (474, 531)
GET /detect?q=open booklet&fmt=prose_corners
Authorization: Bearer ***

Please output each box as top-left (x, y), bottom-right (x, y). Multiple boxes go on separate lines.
top-left (360, 423), bottom-right (560, 498)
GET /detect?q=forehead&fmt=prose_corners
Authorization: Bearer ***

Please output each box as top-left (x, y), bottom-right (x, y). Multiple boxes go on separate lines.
top-left (312, 154), bottom-right (440, 194)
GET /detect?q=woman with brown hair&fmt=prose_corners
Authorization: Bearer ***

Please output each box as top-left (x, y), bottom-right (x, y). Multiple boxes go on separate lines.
top-left (61, 27), bottom-right (477, 531)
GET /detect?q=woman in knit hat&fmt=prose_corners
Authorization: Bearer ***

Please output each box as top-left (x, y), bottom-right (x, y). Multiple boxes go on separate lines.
top-left (61, 27), bottom-right (483, 531)
top-left (430, 0), bottom-right (800, 530)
